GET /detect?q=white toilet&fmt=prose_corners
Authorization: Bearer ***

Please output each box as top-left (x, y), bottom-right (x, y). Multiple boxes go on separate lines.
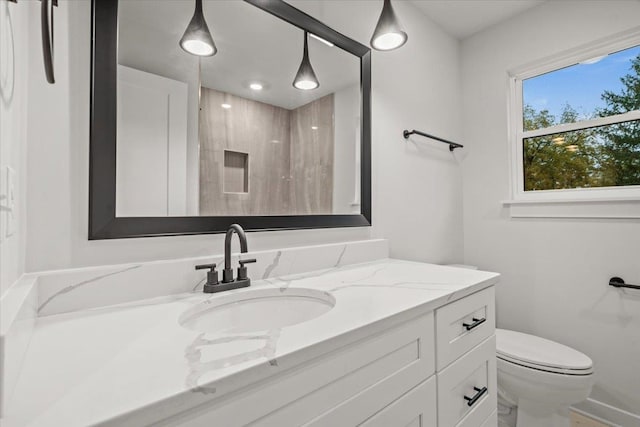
top-left (496, 329), bottom-right (594, 427)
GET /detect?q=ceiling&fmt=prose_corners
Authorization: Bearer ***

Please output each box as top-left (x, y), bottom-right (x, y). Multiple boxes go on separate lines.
top-left (410, 0), bottom-right (546, 39)
top-left (117, 0), bottom-right (546, 109)
top-left (118, 0), bottom-right (359, 110)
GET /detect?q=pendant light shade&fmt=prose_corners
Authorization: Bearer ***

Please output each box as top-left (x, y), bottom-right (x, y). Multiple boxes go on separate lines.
top-left (370, 0), bottom-right (407, 51)
top-left (179, 0), bottom-right (217, 57)
top-left (293, 31), bottom-right (319, 90)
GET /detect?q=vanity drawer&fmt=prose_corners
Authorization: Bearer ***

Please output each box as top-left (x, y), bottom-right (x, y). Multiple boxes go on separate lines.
top-left (437, 336), bottom-right (497, 427)
top-left (167, 313), bottom-right (435, 427)
top-left (435, 286), bottom-right (495, 370)
top-left (359, 376), bottom-right (437, 427)
top-left (480, 409), bottom-right (498, 427)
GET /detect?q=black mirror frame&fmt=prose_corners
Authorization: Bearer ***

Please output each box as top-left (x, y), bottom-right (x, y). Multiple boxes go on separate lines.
top-left (89, 0), bottom-right (372, 239)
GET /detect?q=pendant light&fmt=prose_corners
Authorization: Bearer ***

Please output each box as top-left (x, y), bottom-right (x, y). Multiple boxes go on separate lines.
top-left (370, 0), bottom-right (408, 51)
top-left (179, 0), bottom-right (217, 57)
top-left (293, 31), bottom-right (319, 90)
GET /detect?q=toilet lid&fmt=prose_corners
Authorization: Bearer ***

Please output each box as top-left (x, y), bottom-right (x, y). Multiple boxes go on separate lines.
top-left (496, 329), bottom-right (593, 375)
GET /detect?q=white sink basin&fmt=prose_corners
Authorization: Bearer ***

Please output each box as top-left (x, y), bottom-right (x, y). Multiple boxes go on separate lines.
top-left (180, 288), bottom-right (336, 334)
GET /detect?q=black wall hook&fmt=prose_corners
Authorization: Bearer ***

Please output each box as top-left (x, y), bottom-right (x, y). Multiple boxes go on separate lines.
top-left (40, 0), bottom-right (57, 84)
top-left (9, 0), bottom-right (57, 83)
top-left (609, 277), bottom-right (640, 290)
top-left (6, 1), bottom-right (58, 6)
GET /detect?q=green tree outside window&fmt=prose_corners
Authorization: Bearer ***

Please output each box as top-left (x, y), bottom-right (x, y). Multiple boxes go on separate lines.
top-left (523, 54), bottom-right (640, 191)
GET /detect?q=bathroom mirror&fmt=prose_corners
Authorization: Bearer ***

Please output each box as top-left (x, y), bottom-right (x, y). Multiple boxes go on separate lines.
top-left (90, 0), bottom-right (371, 239)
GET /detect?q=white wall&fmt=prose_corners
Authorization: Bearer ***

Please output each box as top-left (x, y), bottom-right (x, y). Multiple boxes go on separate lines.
top-left (291, 0), bottom-right (464, 263)
top-left (370, 1), bottom-right (464, 264)
top-left (23, 0), bottom-right (463, 272)
top-left (461, 0), bottom-right (640, 417)
top-left (0, 1), bottom-right (29, 297)
top-left (117, 11), bottom-right (201, 216)
top-left (333, 83), bottom-right (360, 214)
top-left (116, 66), bottom-right (189, 217)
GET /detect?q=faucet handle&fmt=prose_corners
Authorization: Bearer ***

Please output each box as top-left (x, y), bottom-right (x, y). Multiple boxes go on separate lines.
top-left (237, 258), bottom-right (257, 281)
top-left (195, 263), bottom-right (219, 292)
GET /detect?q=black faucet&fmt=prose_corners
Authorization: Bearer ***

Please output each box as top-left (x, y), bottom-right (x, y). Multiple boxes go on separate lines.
top-left (223, 224), bottom-right (247, 283)
top-left (195, 224), bottom-right (256, 293)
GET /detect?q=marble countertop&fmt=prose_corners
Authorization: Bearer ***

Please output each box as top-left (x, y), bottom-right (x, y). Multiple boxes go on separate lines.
top-left (3, 259), bottom-right (499, 427)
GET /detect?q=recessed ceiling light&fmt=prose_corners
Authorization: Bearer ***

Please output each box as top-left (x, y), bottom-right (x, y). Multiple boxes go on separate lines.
top-left (566, 145), bottom-right (578, 152)
top-left (552, 136), bottom-right (565, 145)
top-left (311, 126), bottom-right (319, 130)
top-left (309, 33), bottom-right (334, 47)
top-left (249, 82), bottom-right (263, 91)
top-left (221, 103), bottom-right (231, 109)
top-left (270, 139), bottom-right (280, 144)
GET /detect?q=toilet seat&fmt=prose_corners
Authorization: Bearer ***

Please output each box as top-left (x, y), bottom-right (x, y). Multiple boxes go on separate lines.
top-left (496, 329), bottom-right (593, 375)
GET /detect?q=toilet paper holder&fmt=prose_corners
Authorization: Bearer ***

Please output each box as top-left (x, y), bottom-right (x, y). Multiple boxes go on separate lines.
top-left (609, 277), bottom-right (640, 290)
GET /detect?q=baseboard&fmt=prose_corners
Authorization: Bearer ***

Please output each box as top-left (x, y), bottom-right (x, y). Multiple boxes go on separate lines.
top-left (572, 398), bottom-right (640, 427)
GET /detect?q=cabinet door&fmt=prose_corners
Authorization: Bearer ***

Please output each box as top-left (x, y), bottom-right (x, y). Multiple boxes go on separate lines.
top-left (359, 376), bottom-right (437, 427)
top-left (437, 336), bottom-right (497, 427)
top-left (116, 65), bottom-right (188, 216)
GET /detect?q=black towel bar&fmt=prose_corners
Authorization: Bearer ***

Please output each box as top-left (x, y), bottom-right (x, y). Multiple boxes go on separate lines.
top-left (403, 129), bottom-right (463, 151)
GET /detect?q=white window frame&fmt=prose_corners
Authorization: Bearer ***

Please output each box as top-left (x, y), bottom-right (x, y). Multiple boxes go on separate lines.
top-left (507, 28), bottom-right (640, 206)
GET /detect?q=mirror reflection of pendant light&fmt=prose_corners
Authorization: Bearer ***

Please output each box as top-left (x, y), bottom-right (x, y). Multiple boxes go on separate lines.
top-left (179, 0), bottom-right (217, 57)
top-left (293, 31), bottom-right (320, 90)
top-left (370, 0), bottom-right (408, 51)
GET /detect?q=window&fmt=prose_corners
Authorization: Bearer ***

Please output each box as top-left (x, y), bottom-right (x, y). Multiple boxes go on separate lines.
top-left (509, 33), bottom-right (640, 203)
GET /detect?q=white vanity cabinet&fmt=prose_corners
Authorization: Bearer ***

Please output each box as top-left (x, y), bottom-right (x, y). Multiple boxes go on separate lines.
top-left (164, 286), bottom-right (496, 427)
top-left (436, 286), bottom-right (497, 426)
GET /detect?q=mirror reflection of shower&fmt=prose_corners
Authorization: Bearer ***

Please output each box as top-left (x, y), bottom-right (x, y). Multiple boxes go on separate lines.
top-left (115, 0), bottom-right (361, 218)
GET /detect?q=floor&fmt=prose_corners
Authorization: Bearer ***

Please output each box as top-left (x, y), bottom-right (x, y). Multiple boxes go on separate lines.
top-left (570, 411), bottom-right (611, 427)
